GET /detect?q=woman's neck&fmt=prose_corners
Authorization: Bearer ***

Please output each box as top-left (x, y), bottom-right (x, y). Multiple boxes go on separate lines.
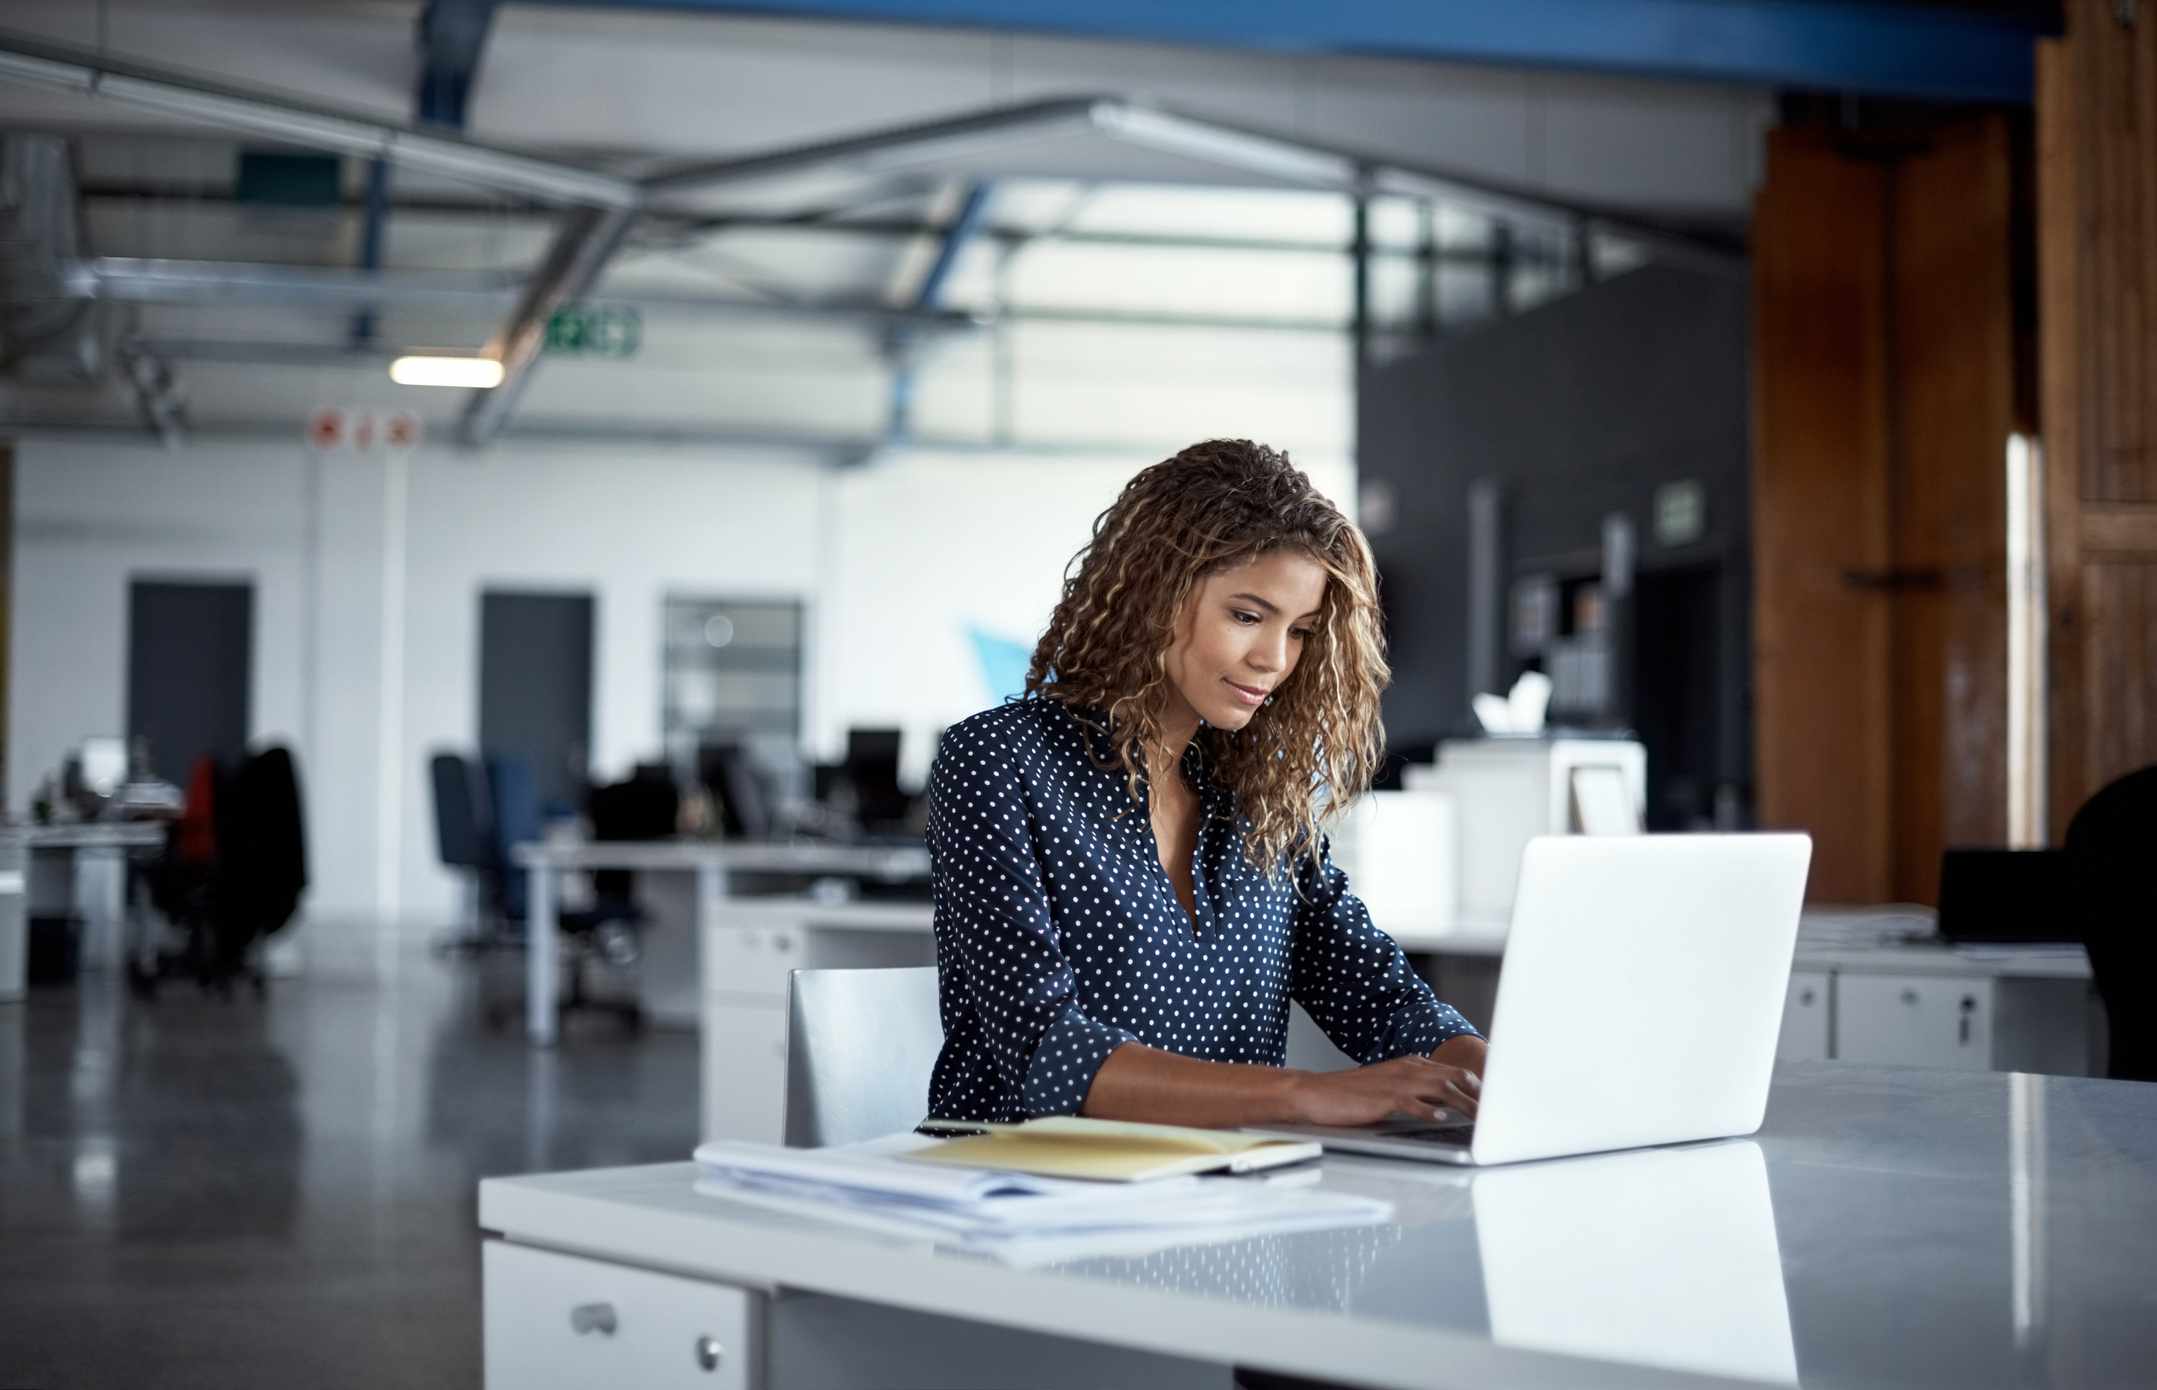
top-left (1145, 706), bottom-right (1202, 786)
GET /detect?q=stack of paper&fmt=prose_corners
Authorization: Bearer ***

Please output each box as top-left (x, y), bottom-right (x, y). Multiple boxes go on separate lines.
top-left (691, 1135), bottom-right (1392, 1266)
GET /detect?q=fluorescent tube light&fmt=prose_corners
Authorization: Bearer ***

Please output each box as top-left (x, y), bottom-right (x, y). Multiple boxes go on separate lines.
top-left (390, 355), bottom-right (504, 389)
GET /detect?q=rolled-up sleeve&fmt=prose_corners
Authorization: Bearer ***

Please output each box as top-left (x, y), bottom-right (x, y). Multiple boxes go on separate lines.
top-left (927, 724), bottom-right (1138, 1116)
top-left (1288, 833), bottom-right (1481, 1062)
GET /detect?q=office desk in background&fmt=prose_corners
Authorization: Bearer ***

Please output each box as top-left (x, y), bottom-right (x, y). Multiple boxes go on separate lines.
top-left (479, 1063), bottom-right (2157, 1390)
top-left (511, 840), bottom-right (931, 1047)
top-left (11, 822), bottom-right (167, 980)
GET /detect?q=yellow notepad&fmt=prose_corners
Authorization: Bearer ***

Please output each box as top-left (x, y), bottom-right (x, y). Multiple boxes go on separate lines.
top-left (903, 1116), bottom-right (1321, 1182)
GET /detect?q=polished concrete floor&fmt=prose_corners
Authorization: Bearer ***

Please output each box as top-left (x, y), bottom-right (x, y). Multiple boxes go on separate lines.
top-left (0, 949), bottom-right (699, 1389)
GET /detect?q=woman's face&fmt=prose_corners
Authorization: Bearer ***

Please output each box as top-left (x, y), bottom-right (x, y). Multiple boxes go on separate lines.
top-left (1160, 549), bottom-right (1329, 736)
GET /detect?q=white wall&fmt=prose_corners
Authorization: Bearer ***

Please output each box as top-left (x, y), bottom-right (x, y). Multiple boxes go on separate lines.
top-left (13, 432), bottom-right (1334, 937)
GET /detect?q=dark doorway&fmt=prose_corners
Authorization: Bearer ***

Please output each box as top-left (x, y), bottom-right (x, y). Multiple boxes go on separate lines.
top-left (127, 579), bottom-right (253, 784)
top-left (1630, 564), bottom-right (1723, 831)
top-left (478, 591), bottom-right (594, 814)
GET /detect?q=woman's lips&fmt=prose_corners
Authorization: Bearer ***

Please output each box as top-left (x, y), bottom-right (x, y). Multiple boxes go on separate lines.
top-left (1224, 679), bottom-right (1268, 707)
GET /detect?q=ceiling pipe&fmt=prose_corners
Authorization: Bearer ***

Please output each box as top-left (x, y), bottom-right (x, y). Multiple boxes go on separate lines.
top-left (0, 28), bottom-right (637, 209)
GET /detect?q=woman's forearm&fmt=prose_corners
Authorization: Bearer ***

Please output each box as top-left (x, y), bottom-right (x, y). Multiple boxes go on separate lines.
top-left (1078, 1042), bottom-right (1309, 1127)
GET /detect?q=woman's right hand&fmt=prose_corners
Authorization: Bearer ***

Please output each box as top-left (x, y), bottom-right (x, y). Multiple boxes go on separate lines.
top-left (1287, 1055), bottom-right (1481, 1127)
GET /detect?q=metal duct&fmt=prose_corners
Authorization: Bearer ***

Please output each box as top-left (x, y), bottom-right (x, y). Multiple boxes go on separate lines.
top-left (0, 134), bottom-right (107, 384)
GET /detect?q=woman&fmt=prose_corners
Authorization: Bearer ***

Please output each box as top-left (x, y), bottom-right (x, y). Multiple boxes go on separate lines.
top-left (926, 439), bottom-right (1487, 1128)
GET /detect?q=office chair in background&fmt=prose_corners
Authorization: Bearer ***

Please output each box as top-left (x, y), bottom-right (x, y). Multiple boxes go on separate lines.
top-left (483, 755), bottom-right (649, 1032)
top-left (2066, 764), bottom-right (2157, 1083)
top-left (427, 749), bottom-right (650, 1032)
top-left (782, 966), bottom-right (943, 1147)
top-left (430, 752), bottom-right (499, 951)
top-left (132, 745), bottom-right (308, 999)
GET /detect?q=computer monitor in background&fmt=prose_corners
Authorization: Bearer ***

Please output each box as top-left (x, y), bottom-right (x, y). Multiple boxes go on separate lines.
top-left (79, 737), bottom-right (128, 798)
top-left (845, 728), bottom-right (907, 828)
top-left (698, 742), bottom-right (773, 841)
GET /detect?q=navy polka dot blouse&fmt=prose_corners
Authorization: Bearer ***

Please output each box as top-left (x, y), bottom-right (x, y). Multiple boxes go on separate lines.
top-left (925, 697), bottom-right (1480, 1124)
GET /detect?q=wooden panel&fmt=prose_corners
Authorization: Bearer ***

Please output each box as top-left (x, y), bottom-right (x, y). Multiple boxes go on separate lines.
top-left (2081, 560), bottom-right (2156, 783)
top-left (2040, 1), bottom-right (2157, 828)
top-left (1752, 131), bottom-right (1895, 902)
top-left (1891, 118), bottom-right (2015, 896)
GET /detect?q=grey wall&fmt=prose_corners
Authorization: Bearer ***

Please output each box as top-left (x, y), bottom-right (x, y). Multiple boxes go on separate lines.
top-left (1358, 263), bottom-right (1752, 809)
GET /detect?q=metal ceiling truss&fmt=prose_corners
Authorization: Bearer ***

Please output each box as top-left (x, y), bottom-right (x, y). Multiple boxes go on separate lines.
top-left (0, 26), bottom-right (1745, 450)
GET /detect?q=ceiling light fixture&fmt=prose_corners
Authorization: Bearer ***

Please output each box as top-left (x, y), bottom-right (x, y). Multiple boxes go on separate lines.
top-left (390, 355), bottom-right (504, 389)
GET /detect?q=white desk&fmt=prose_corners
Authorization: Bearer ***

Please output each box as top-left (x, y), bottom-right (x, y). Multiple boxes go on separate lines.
top-left (480, 1063), bottom-right (2157, 1390)
top-left (511, 840), bottom-right (931, 1046)
top-left (17, 822), bottom-right (167, 974)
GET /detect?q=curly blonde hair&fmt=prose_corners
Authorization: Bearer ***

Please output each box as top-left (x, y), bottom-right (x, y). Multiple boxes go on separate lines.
top-left (1024, 439), bottom-right (1390, 879)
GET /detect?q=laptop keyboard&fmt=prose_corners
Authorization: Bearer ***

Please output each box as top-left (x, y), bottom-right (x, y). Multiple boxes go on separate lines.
top-left (1374, 1120), bottom-right (1476, 1144)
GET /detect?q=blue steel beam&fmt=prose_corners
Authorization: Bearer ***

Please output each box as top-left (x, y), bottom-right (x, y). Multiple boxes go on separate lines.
top-left (886, 179), bottom-right (992, 445)
top-left (356, 0), bottom-right (499, 345)
top-left (517, 0), bottom-right (2049, 104)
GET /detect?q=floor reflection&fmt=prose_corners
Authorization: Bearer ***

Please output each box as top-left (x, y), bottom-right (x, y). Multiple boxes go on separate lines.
top-left (0, 945), bottom-right (699, 1390)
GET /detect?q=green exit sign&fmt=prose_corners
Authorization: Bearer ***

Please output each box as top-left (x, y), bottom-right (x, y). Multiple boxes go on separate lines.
top-left (545, 305), bottom-right (641, 358)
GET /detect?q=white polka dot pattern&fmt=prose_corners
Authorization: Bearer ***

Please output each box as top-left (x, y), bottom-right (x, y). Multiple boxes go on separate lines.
top-left (926, 698), bottom-right (1479, 1123)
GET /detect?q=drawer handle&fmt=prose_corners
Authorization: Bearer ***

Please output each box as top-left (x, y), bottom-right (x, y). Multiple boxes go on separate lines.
top-left (1799, 988), bottom-right (1816, 1006)
top-left (696, 1335), bottom-right (726, 1372)
top-left (570, 1302), bottom-right (618, 1337)
top-left (1900, 988), bottom-right (1919, 1005)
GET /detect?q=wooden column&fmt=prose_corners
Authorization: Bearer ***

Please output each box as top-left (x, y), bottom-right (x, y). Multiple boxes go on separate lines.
top-left (1752, 131), bottom-right (1896, 902)
top-left (1753, 121), bottom-right (2017, 902)
top-left (2039, 0), bottom-right (2157, 832)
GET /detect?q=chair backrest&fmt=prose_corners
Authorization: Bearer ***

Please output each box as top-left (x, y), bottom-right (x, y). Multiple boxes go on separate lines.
top-left (783, 966), bottom-right (943, 1148)
top-left (430, 753), bottom-right (492, 870)
top-left (484, 755), bottom-right (541, 920)
top-left (2066, 764), bottom-right (2157, 1081)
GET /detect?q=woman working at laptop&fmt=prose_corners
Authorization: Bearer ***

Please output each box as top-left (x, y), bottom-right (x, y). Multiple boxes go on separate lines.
top-left (925, 439), bottom-right (1487, 1129)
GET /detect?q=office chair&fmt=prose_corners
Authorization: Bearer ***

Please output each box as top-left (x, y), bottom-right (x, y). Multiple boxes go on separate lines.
top-left (479, 755), bottom-right (647, 1032)
top-left (131, 746), bottom-right (307, 999)
top-left (782, 966), bottom-right (943, 1147)
top-left (429, 752), bottom-right (501, 953)
top-left (2065, 764), bottom-right (2157, 1082)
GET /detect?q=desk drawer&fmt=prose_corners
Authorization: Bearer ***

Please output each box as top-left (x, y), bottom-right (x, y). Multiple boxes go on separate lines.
top-left (484, 1240), bottom-right (758, 1390)
top-left (1835, 974), bottom-right (1995, 1070)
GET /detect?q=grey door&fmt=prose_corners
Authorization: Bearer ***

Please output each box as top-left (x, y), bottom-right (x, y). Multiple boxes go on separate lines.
top-left (478, 590), bottom-right (594, 813)
top-left (127, 579), bottom-right (253, 784)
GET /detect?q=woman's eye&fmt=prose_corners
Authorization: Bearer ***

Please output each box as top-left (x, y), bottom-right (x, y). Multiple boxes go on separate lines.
top-left (1291, 629), bottom-right (1313, 641)
top-left (1231, 610), bottom-right (1260, 625)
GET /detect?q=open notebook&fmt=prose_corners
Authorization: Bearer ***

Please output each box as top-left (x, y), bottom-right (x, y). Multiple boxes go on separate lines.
top-left (907, 1115), bottom-right (1321, 1182)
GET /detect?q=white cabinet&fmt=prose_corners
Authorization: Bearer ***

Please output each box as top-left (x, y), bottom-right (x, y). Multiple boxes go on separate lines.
top-left (484, 1240), bottom-right (759, 1390)
top-left (701, 908), bottom-right (937, 1144)
top-left (1835, 975), bottom-right (1994, 1071)
top-left (1777, 970), bottom-right (1832, 1062)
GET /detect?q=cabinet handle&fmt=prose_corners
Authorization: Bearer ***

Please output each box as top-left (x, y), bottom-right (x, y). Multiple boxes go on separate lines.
top-left (1799, 988), bottom-right (1816, 1006)
top-left (696, 1336), bottom-right (726, 1372)
top-left (1900, 988), bottom-right (1919, 1005)
top-left (1959, 995), bottom-right (1977, 1046)
top-left (569, 1303), bottom-right (617, 1337)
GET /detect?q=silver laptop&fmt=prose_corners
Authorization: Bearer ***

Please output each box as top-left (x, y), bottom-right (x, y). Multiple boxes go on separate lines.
top-left (1249, 833), bottom-right (1813, 1166)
